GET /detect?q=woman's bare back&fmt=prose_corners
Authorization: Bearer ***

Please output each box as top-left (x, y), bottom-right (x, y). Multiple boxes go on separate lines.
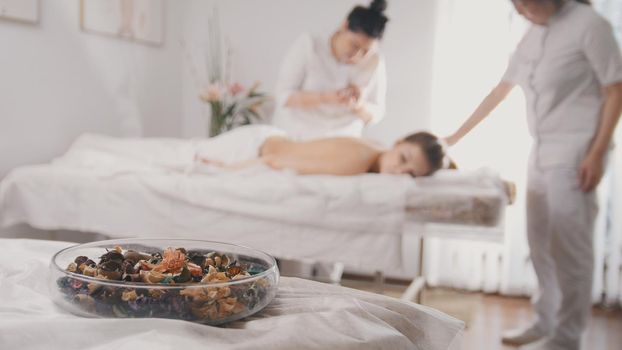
top-left (260, 136), bottom-right (384, 175)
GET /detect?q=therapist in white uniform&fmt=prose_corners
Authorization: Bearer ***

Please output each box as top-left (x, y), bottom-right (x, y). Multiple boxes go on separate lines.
top-left (271, 0), bottom-right (388, 140)
top-left (445, 1), bottom-right (622, 350)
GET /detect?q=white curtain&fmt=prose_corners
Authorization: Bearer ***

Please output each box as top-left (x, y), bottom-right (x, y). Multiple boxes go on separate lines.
top-left (426, 0), bottom-right (622, 306)
top-left (593, 0), bottom-right (622, 307)
top-left (425, 0), bottom-right (532, 296)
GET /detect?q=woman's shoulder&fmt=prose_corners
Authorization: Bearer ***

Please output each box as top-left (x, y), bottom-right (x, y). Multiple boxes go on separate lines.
top-left (362, 49), bottom-right (383, 66)
top-left (290, 33), bottom-right (334, 60)
top-left (287, 33), bottom-right (315, 54)
top-left (569, 5), bottom-right (616, 44)
top-left (568, 2), bottom-right (611, 30)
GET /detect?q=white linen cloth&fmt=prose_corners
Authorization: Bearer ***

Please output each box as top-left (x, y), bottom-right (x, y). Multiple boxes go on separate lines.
top-left (57, 124), bottom-right (287, 173)
top-left (0, 239), bottom-right (463, 350)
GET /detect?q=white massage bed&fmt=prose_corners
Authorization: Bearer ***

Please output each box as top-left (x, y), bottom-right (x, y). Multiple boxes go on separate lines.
top-left (0, 238), bottom-right (464, 350)
top-left (0, 133), bottom-right (509, 274)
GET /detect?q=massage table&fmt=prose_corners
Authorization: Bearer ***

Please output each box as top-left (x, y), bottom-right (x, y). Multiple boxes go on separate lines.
top-left (0, 133), bottom-right (510, 301)
top-left (0, 164), bottom-right (509, 273)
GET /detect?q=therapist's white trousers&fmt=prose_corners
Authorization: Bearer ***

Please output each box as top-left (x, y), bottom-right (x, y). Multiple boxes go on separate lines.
top-left (526, 157), bottom-right (598, 350)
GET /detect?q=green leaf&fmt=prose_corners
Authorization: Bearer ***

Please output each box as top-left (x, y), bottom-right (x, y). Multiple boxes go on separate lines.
top-left (248, 91), bottom-right (265, 98)
top-left (173, 267), bottom-right (191, 283)
top-left (247, 108), bottom-right (262, 121)
top-left (224, 103), bottom-right (236, 117)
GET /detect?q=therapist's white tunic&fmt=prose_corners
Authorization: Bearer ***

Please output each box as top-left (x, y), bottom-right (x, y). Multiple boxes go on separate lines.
top-left (502, 2), bottom-right (622, 350)
top-left (271, 33), bottom-right (387, 140)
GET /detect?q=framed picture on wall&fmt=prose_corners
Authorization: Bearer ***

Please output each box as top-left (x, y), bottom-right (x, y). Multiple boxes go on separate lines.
top-left (80, 0), bottom-right (164, 46)
top-left (0, 0), bottom-right (39, 24)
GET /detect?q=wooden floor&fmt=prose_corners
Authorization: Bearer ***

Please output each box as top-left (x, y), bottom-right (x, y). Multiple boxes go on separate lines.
top-left (341, 278), bottom-right (622, 350)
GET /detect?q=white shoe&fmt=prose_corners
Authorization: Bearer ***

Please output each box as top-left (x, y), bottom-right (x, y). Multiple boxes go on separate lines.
top-left (501, 325), bottom-right (550, 346)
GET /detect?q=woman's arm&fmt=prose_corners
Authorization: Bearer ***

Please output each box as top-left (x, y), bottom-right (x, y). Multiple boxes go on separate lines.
top-left (351, 104), bottom-right (375, 124)
top-left (445, 81), bottom-right (514, 146)
top-left (349, 88), bottom-right (384, 125)
top-left (349, 57), bottom-right (387, 125)
top-left (352, 56), bottom-right (387, 125)
top-left (579, 82), bottom-right (622, 192)
top-left (578, 18), bottom-right (622, 191)
top-left (275, 34), bottom-right (315, 109)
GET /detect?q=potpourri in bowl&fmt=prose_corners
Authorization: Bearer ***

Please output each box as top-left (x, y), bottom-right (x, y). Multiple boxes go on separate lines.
top-left (49, 239), bottom-right (279, 325)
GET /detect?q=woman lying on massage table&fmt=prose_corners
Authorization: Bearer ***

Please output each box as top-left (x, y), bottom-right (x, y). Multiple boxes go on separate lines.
top-left (197, 126), bottom-right (455, 177)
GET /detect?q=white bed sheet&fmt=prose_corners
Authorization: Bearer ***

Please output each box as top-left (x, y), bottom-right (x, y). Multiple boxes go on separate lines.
top-left (0, 164), bottom-right (508, 272)
top-left (0, 239), bottom-right (464, 350)
top-left (0, 164), bottom-right (408, 271)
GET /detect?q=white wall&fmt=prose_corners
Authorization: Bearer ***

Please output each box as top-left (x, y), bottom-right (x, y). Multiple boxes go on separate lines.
top-left (180, 0), bottom-right (438, 145)
top-left (0, 0), bottom-right (183, 178)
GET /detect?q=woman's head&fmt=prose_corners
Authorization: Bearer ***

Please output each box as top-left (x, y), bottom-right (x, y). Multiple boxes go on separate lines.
top-left (379, 132), bottom-right (454, 177)
top-left (511, 0), bottom-right (590, 25)
top-left (332, 0), bottom-right (389, 65)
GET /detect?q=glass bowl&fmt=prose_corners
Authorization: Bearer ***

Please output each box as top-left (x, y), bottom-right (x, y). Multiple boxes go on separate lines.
top-left (49, 238), bottom-right (279, 326)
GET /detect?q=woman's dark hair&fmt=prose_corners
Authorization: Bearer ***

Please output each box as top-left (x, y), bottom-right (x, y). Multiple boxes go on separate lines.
top-left (519, 0), bottom-right (591, 6)
top-left (347, 0), bottom-right (389, 39)
top-left (403, 132), bottom-right (457, 175)
top-left (557, 0), bottom-right (591, 5)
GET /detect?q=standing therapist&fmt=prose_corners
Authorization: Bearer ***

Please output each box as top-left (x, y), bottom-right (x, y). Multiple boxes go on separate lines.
top-left (271, 0), bottom-right (388, 140)
top-left (445, 1), bottom-right (622, 350)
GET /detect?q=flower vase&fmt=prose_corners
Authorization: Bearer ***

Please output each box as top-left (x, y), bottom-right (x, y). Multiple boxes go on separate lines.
top-left (208, 102), bottom-right (227, 137)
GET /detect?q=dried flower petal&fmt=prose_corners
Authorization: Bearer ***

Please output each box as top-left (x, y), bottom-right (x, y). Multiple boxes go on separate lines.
top-left (121, 289), bottom-right (138, 302)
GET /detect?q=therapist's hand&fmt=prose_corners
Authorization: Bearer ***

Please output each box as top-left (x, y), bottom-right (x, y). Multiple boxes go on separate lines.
top-left (323, 90), bottom-right (351, 105)
top-left (342, 84), bottom-right (361, 102)
top-left (443, 134), bottom-right (460, 147)
top-left (579, 152), bottom-right (605, 192)
top-left (335, 84), bottom-right (361, 106)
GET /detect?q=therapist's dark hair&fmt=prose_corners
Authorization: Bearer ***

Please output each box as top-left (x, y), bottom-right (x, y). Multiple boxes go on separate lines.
top-left (518, 0), bottom-right (591, 6)
top-left (403, 132), bottom-right (457, 175)
top-left (347, 0), bottom-right (389, 39)
top-left (557, 0), bottom-right (590, 4)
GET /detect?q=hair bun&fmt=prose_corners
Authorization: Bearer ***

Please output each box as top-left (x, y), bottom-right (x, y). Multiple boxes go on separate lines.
top-left (369, 0), bottom-right (387, 13)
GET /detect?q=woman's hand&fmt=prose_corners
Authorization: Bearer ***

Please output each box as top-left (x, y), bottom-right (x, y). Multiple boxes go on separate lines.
top-left (579, 151), bottom-right (605, 192)
top-left (195, 155), bottom-right (225, 167)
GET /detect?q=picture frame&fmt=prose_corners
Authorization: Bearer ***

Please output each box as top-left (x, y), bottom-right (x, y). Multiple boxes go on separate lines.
top-left (0, 0), bottom-right (39, 24)
top-left (79, 0), bottom-right (164, 46)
